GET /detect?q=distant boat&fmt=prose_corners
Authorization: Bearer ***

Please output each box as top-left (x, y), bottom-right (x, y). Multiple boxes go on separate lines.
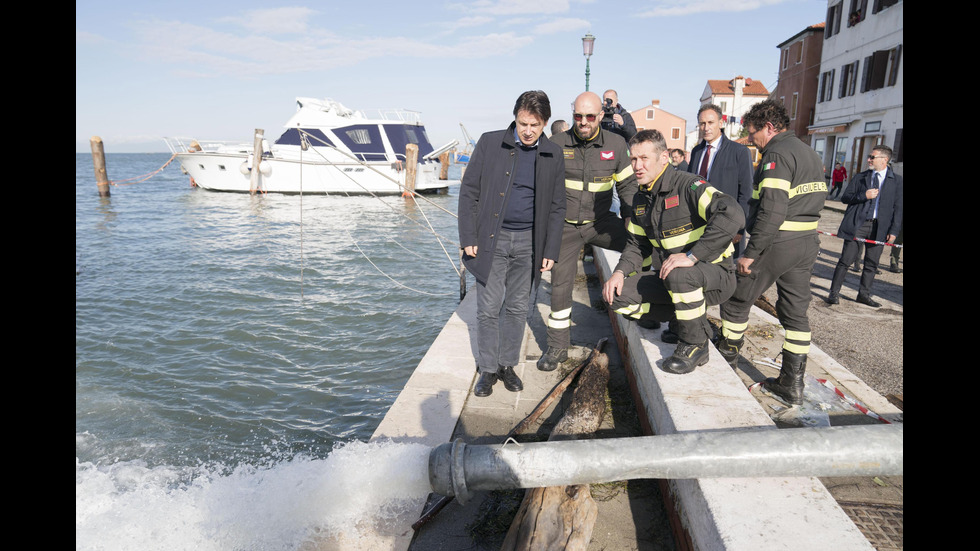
top-left (164, 97), bottom-right (457, 195)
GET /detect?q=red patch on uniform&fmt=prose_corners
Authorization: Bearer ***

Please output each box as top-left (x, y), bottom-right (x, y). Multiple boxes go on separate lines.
top-left (600, 150), bottom-right (615, 160)
top-left (665, 195), bottom-right (679, 209)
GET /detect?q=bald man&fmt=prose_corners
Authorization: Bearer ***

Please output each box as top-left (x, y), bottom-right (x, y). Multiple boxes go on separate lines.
top-left (538, 91), bottom-right (638, 372)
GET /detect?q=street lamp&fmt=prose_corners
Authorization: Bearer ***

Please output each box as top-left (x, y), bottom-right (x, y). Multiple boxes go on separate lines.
top-left (582, 33), bottom-right (595, 91)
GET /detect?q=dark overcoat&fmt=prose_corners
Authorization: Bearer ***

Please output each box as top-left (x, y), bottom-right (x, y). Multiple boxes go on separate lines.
top-left (837, 167), bottom-right (903, 242)
top-left (457, 122), bottom-right (566, 288)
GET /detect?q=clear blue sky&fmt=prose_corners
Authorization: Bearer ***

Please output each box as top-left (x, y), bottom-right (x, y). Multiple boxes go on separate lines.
top-left (76, 0), bottom-right (827, 153)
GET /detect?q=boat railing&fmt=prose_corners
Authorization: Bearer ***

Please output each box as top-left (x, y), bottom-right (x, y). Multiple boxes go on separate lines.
top-left (163, 137), bottom-right (255, 155)
top-left (354, 109), bottom-right (423, 125)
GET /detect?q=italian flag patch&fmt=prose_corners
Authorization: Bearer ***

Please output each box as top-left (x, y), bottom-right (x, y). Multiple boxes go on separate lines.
top-left (762, 161), bottom-right (776, 171)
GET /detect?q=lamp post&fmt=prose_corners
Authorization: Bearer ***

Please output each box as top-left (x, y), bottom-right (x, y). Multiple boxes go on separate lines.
top-left (582, 33), bottom-right (595, 91)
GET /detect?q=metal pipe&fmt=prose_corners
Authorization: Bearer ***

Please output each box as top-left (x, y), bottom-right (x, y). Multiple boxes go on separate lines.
top-left (429, 424), bottom-right (902, 504)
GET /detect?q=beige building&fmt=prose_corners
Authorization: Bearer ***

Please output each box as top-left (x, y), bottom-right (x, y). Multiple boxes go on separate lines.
top-left (629, 100), bottom-right (687, 153)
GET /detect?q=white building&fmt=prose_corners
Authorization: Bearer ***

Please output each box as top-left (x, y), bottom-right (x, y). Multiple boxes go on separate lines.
top-left (697, 76), bottom-right (770, 142)
top-left (809, 0), bottom-right (903, 177)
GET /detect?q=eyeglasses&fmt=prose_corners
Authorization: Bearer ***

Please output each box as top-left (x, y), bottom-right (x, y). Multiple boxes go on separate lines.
top-left (868, 155), bottom-right (886, 160)
top-left (573, 113), bottom-right (599, 122)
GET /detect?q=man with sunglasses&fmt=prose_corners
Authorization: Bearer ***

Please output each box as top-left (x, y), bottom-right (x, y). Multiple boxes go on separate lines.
top-left (538, 91), bottom-right (637, 372)
top-left (826, 146), bottom-right (903, 307)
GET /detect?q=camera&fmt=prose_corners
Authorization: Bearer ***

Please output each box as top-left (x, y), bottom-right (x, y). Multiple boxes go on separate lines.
top-left (602, 97), bottom-right (615, 116)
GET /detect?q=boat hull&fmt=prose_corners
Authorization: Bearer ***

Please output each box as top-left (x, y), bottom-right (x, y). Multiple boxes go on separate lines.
top-left (176, 152), bottom-right (450, 195)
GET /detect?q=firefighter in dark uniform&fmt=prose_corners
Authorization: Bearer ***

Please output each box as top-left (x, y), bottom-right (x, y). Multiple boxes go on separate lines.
top-left (602, 129), bottom-right (744, 374)
top-left (538, 91), bottom-right (637, 372)
top-left (717, 100), bottom-right (828, 405)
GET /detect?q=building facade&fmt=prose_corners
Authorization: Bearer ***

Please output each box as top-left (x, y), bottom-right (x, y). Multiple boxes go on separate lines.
top-left (698, 76), bottom-right (770, 140)
top-left (773, 23), bottom-right (826, 145)
top-left (809, 0), bottom-right (903, 177)
top-left (629, 100), bottom-right (686, 153)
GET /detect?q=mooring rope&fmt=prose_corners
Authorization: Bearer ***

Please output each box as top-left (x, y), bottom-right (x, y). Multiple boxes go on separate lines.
top-left (108, 153), bottom-right (178, 187)
top-left (296, 129), bottom-right (462, 285)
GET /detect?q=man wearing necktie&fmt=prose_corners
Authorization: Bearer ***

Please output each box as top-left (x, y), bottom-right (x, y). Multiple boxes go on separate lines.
top-left (826, 145), bottom-right (904, 307)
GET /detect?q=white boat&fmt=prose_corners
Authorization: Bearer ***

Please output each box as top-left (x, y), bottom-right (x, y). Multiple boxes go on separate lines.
top-left (164, 97), bottom-right (457, 195)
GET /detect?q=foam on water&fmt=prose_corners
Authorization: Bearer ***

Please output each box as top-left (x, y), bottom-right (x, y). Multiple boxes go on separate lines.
top-left (75, 440), bottom-right (433, 550)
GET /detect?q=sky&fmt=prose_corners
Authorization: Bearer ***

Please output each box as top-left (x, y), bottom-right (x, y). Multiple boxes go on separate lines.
top-left (76, 0), bottom-right (828, 154)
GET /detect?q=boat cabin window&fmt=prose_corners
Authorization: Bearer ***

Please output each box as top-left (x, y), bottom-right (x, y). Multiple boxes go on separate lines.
top-left (346, 129), bottom-right (372, 145)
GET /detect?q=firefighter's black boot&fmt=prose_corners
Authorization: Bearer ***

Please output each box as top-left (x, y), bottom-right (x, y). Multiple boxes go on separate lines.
top-left (762, 351), bottom-right (807, 405)
top-left (717, 337), bottom-right (743, 369)
top-left (662, 340), bottom-right (709, 375)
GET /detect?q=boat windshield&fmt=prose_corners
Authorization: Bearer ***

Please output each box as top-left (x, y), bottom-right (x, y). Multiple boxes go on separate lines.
top-left (383, 124), bottom-right (435, 161)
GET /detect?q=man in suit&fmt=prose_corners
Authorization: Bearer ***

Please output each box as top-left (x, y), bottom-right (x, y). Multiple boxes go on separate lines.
top-left (687, 104), bottom-right (753, 257)
top-left (458, 91), bottom-right (567, 396)
top-left (826, 145), bottom-right (903, 307)
top-left (671, 149), bottom-right (688, 172)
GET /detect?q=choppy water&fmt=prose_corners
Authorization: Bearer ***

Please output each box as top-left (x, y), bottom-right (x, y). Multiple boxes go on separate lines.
top-left (76, 153), bottom-right (463, 549)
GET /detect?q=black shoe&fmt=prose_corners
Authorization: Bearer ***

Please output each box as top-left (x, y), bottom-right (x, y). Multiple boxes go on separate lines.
top-left (762, 351), bottom-right (807, 405)
top-left (849, 264), bottom-right (861, 273)
top-left (537, 347), bottom-right (567, 372)
top-left (856, 294), bottom-right (881, 308)
top-left (717, 337), bottom-right (743, 368)
top-left (889, 263), bottom-right (902, 273)
top-left (474, 371), bottom-right (497, 397)
top-left (662, 341), bottom-right (709, 375)
top-left (637, 318), bottom-right (661, 330)
top-left (825, 292), bottom-right (840, 305)
top-left (498, 365), bottom-right (523, 392)
top-left (660, 320), bottom-right (679, 344)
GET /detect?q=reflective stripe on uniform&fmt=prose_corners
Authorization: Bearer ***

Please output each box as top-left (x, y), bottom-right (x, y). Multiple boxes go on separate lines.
top-left (669, 288), bottom-right (706, 320)
top-left (787, 181), bottom-right (828, 198)
top-left (627, 221), bottom-right (647, 237)
top-left (783, 330), bottom-right (811, 354)
top-left (565, 179), bottom-right (614, 193)
top-left (722, 319), bottom-right (748, 340)
top-left (548, 307), bottom-right (572, 329)
top-left (779, 220), bottom-right (819, 231)
top-left (613, 164), bottom-right (634, 182)
top-left (615, 303), bottom-right (649, 319)
top-left (753, 177), bottom-right (791, 199)
top-left (696, 185), bottom-right (720, 220)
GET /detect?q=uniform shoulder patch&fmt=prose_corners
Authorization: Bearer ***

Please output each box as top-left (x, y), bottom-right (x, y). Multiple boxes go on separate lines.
top-left (665, 195), bottom-right (679, 209)
top-left (563, 149), bottom-right (575, 159)
top-left (762, 161), bottom-right (776, 170)
top-left (690, 179), bottom-right (705, 191)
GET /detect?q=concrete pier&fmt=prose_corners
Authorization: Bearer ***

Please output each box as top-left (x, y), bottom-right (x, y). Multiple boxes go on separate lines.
top-left (371, 203), bottom-right (903, 550)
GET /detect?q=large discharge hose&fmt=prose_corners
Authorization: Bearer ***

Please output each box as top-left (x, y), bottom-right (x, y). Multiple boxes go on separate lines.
top-left (429, 424), bottom-right (902, 504)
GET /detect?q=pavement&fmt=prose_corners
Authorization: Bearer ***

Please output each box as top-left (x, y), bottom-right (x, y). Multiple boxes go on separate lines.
top-left (371, 199), bottom-right (903, 551)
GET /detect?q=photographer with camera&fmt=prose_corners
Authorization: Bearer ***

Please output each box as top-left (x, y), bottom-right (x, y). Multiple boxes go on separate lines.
top-left (600, 90), bottom-right (637, 142)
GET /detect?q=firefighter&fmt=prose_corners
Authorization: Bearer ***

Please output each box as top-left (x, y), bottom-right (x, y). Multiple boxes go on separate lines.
top-left (602, 129), bottom-right (744, 374)
top-left (717, 99), bottom-right (828, 405)
top-left (537, 91), bottom-right (637, 372)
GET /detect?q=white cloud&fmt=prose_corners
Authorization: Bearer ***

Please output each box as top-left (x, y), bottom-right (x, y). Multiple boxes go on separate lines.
top-left (533, 17), bottom-right (591, 35)
top-left (218, 7), bottom-right (319, 35)
top-left (464, 0), bottom-right (571, 16)
top-left (637, 0), bottom-right (793, 17)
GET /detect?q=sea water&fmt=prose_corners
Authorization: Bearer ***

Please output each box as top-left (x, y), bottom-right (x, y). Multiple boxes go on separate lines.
top-left (76, 153), bottom-right (464, 549)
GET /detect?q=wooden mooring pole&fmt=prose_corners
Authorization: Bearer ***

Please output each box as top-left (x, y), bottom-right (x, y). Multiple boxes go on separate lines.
top-left (90, 136), bottom-right (110, 197)
top-left (249, 129), bottom-right (265, 194)
top-left (403, 143), bottom-right (418, 198)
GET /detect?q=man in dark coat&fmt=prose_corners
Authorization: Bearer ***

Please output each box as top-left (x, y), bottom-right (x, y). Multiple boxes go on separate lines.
top-left (457, 90), bottom-right (566, 397)
top-left (687, 104), bottom-right (753, 256)
top-left (826, 145), bottom-right (903, 307)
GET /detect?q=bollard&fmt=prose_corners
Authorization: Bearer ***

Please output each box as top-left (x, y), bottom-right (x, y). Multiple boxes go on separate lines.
top-left (439, 151), bottom-right (450, 180)
top-left (404, 143), bottom-right (418, 197)
top-left (90, 136), bottom-right (110, 197)
top-left (430, 424), bottom-right (903, 504)
top-left (249, 129), bottom-right (265, 194)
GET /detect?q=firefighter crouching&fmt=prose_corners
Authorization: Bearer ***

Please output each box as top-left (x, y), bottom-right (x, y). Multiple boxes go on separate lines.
top-left (602, 129), bottom-right (744, 375)
top-left (538, 91), bottom-right (638, 372)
